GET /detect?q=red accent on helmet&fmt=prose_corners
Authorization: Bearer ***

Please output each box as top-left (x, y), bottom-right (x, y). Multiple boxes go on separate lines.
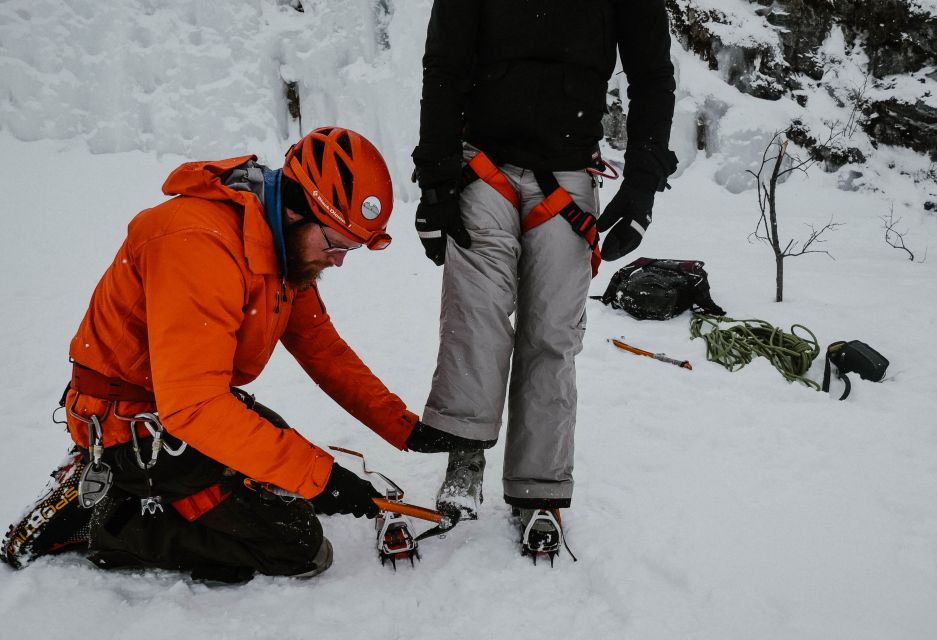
top-left (283, 127), bottom-right (394, 250)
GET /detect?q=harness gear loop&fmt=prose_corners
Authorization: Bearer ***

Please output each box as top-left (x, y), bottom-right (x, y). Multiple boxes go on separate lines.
top-left (462, 151), bottom-right (602, 278)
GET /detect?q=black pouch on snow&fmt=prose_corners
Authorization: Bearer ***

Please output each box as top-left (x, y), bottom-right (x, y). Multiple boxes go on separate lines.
top-left (821, 340), bottom-right (889, 400)
top-left (593, 257), bottom-right (726, 321)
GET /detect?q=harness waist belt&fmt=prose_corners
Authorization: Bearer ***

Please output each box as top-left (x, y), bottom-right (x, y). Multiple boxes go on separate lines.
top-left (71, 363), bottom-right (156, 403)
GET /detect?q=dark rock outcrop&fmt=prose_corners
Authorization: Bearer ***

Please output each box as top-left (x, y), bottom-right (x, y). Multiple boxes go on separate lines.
top-left (663, 0), bottom-right (937, 157)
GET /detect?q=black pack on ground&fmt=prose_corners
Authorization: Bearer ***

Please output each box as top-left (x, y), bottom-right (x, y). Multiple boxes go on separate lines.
top-left (593, 257), bottom-right (726, 321)
top-left (822, 340), bottom-right (889, 400)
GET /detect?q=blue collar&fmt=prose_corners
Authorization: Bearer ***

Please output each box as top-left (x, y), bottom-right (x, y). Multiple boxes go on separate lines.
top-left (262, 168), bottom-right (288, 278)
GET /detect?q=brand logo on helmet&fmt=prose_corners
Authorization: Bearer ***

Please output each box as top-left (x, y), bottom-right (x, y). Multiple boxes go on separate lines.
top-left (311, 189), bottom-right (343, 223)
top-left (361, 196), bottom-right (382, 220)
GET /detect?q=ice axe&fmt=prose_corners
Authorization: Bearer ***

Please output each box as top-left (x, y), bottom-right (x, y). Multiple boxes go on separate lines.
top-left (608, 337), bottom-right (692, 370)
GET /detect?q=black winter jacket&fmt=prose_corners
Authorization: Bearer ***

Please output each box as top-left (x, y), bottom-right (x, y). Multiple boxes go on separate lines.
top-left (413, 0), bottom-right (677, 192)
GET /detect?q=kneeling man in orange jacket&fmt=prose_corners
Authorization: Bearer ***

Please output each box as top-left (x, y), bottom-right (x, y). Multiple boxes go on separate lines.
top-left (1, 127), bottom-right (473, 582)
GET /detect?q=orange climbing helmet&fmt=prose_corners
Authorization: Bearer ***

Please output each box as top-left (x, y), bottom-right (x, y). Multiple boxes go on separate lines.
top-left (282, 127), bottom-right (393, 249)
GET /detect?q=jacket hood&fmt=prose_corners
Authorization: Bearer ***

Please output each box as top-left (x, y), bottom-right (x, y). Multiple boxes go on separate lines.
top-left (161, 155), bottom-right (280, 276)
top-left (162, 155), bottom-right (259, 203)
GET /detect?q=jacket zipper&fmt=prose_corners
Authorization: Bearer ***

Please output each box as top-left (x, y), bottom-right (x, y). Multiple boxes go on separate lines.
top-left (274, 277), bottom-right (288, 313)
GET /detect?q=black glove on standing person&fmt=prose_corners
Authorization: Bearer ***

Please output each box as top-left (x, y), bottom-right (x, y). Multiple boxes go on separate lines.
top-left (413, 154), bottom-right (471, 265)
top-left (415, 183), bottom-right (471, 265)
top-left (311, 463), bottom-right (381, 518)
top-left (598, 147), bottom-right (679, 262)
top-left (596, 185), bottom-right (655, 262)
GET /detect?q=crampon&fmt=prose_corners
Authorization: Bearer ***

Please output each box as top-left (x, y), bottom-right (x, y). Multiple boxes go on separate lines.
top-left (330, 446), bottom-right (460, 569)
top-left (518, 508), bottom-right (577, 567)
top-left (245, 448), bottom-right (460, 569)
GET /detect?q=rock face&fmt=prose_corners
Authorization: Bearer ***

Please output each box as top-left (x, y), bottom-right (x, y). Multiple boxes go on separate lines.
top-left (662, 0), bottom-right (937, 159)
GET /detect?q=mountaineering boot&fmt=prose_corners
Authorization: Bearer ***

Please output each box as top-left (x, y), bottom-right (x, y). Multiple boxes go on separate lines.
top-left (516, 508), bottom-right (564, 566)
top-left (435, 448), bottom-right (485, 520)
top-left (1, 448), bottom-right (92, 568)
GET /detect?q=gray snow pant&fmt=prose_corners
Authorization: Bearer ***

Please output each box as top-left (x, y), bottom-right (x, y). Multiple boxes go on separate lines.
top-left (423, 146), bottom-right (596, 507)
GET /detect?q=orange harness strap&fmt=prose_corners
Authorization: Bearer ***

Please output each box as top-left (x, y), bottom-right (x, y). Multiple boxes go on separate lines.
top-left (526, 173), bottom-right (602, 278)
top-left (465, 152), bottom-right (521, 210)
top-left (172, 484), bottom-right (232, 522)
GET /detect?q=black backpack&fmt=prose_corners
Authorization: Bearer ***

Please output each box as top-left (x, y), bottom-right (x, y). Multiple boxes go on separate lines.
top-left (593, 258), bottom-right (725, 321)
top-left (821, 340), bottom-right (889, 400)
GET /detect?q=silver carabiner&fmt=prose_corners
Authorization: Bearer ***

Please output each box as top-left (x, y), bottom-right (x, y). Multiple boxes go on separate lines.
top-left (129, 413), bottom-right (161, 470)
top-left (88, 415), bottom-right (105, 465)
top-left (130, 412), bottom-right (187, 461)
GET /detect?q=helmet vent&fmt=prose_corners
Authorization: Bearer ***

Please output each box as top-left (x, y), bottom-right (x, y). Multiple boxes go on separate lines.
top-left (335, 155), bottom-right (355, 203)
top-left (332, 185), bottom-right (342, 210)
top-left (311, 138), bottom-right (326, 171)
top-left (318, 127), bottom-right (334, 136)
top-left (336, 131), bottom-right (353, 157)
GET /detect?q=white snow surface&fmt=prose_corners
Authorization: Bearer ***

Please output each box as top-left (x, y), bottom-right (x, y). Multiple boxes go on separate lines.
top-left (2, 2), bottom-right (937, 639)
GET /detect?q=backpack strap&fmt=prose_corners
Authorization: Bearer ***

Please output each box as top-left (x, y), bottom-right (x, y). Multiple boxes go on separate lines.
top-left (822, 341), bottom-right (851, 400)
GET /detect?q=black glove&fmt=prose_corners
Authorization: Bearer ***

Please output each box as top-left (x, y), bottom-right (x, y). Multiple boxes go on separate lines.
top-left (596, 185), bottom-right (655, 262)
top-left (311, 463), bottom-right (380, 518)
top-left (415, 183), bottom-right (472, 266)
top-left (406, 420), bottom-right (497, 453)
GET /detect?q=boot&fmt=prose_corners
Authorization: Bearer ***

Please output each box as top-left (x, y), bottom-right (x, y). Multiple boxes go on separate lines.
top-left (1, 448), bottom-right (91, 568)
top-left (435, 448), bottom-right (485, 520)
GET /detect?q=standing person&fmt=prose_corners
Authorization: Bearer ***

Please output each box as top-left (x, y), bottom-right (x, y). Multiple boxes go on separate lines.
top-left (411, 0), bottom-right (679, 557)
top-left (2, 127), bottom-right (452, 582)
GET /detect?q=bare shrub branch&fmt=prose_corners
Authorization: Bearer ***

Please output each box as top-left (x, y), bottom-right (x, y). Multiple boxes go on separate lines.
top-left (882, 205), bottom-right (922, 262)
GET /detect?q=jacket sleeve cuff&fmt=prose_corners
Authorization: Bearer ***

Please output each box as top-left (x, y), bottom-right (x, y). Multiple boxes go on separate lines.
top-left (383, 410), bottom-right (420, 451)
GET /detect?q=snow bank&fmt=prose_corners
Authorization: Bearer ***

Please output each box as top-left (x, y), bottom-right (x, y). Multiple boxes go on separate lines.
top-left (0, 0), bottom-right (431, 196)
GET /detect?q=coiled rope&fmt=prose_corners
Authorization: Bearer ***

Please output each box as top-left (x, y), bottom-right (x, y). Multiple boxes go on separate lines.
top-left (689, 314), bottom-right (821, 389)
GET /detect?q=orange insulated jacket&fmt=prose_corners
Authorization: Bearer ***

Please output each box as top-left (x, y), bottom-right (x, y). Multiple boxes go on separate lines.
top-left (66, 156), bottom-right (417, 499)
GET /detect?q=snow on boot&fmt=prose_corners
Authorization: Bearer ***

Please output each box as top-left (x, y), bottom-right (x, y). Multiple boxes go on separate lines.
top-left (435, 448), bottom-right (485, 520)
top-left (516, 508), bottom-right (564, 566)
top-left (1, 449), bottom-right (91, 568)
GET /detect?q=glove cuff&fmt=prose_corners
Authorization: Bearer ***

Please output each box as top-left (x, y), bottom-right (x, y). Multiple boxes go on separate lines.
top-left (623, 147), bottom-right (678, 193)
top-left (420, 180), bottom-right (460, 205)
top-left (412, 153), bottom-right (462, 189)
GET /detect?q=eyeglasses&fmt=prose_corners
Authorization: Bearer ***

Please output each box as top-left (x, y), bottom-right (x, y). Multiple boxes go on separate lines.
top-left (319, 224), bottom-right (362, 255)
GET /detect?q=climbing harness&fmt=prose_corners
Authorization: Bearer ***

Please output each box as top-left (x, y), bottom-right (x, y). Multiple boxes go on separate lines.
top-left (462, 151), bottom-right (603, 277)
top-left (67, 363), bottom-right (188, 516)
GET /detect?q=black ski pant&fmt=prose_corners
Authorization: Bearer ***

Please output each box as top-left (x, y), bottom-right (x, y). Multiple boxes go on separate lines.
top-left (84, 394), bottom-right (329, 582)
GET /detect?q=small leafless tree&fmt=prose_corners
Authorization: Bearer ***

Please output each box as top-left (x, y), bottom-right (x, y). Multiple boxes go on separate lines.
top-left (882, 205), bottom-right (927, 262)
top-left (747, 130), bottom-right (842, 302)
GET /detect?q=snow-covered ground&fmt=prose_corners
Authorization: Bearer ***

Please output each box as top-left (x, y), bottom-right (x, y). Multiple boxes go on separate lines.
top-left (2, 2), bottom-right (937, 639)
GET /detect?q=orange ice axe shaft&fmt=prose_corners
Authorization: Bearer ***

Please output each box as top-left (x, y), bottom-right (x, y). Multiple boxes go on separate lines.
top-left (608, 337), bottom-right (692, 370)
